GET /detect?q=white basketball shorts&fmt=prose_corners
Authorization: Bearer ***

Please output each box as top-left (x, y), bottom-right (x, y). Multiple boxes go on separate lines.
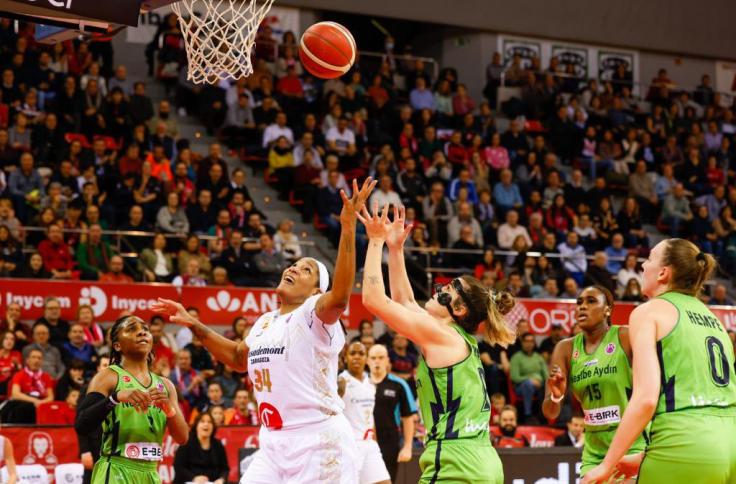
top-left (240, 414), bottom-right (358, 484)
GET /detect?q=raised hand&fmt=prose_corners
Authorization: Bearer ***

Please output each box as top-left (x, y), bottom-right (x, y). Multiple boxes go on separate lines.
top-left (547, 364), bottom-right (566, 400)
top-left (151, 298), bottom-right (198, 328)
top-left (339, 177), bottom-right (377, 224)
top-left (386, 205), bottom-right (413, 250)
top-left (357, 202), bottom-right (391, 240)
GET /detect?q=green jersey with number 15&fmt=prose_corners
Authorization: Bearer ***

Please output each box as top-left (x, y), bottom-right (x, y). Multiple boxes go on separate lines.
top-left (570, 325), bottom-right (633, 433)
top-left (654, 292), bottom-right (736, 415)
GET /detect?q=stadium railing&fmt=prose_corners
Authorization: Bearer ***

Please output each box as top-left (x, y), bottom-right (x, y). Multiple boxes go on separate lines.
top-left (17, 226), bottom-right (317, 258)
top-left (498, 67), bottom-right (735, 107)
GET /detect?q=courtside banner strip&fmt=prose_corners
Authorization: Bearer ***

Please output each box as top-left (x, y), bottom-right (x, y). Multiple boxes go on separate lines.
top-left (2, 425), bottom-right (569, 483)
top-left (0, 279), bottom-right (734, 331)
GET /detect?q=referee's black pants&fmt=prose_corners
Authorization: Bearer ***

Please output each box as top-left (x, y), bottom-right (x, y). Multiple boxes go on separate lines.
top-left (377, 431), bottom-right (400, 483)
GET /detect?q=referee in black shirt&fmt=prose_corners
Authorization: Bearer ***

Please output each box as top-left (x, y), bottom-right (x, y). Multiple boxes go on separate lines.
top-left (368, 344), bottom-right (417, 482)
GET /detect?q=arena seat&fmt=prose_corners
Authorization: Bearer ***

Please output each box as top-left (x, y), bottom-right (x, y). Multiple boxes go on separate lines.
top-left (36, 401), bottom-right (71, 424)
top-left (93, 135), bottom-right (123, 151)
top-left (63, 133), bottom-right (92, 148)
top-left (288, 191), bottom-right (304, 207)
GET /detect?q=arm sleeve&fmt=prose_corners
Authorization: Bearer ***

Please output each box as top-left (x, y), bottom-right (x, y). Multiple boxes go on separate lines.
top-left (7, 174), bottom-right (22, 197)
top-left (395, 377), bottom-right (418, 416)
top-left (77, 431), bottom-right (92, 455)
top-left (75, 392), bottom-right (114, 435)
top-left (513, 185), bottom-right (523, 205)
top-left (156, 207), bottom-right (175, 232)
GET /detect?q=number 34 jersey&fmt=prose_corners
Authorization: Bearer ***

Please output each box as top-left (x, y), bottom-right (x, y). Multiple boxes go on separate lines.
top-left (653, 292), bottom-right (736, 415)
top-left (244, 294), bottom-right (346, 431)
top-left (570, 325), bottom-right (633, 433)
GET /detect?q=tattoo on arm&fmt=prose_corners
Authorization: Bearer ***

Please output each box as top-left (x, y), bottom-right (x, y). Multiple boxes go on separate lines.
top-left (367, 275), bottom-right (381, 286)
top-left (234, 343), bottom-right (247, 369)
top-left (191, 323), bottom-right (213, 341)
top-left (340, 237), bottom-right (353, 253)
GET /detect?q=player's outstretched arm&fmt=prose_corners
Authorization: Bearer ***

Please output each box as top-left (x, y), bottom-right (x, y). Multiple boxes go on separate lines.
top-left (582, 302), bottom-right (661, 484)
top-left (315, 177), bottom-right (376, 324)
top-left (359, 203), bottom-right (449, 348)
top-left (151, 298), bottom-right (249, 372)
top-left (386, 205), bottom-right (423, 314)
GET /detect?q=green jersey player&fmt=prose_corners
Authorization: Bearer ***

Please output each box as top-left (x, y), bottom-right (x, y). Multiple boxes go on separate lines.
top-left (75, 316), bottom-right (189, 484)
top-left (359, 204), bottom-right (516, 483)
top-left (543, 285), bottom-right (647, 479)
top-left (583, 239), bottom-right (736, 484)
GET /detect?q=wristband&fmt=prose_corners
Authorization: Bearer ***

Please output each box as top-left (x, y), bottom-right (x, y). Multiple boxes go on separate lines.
top-left (107, 391), bottom-right (119, 408)
top-left (550, 393), bottom-right (564, 403)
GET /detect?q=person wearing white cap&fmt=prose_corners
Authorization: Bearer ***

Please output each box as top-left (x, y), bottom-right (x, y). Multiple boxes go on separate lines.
top-left (153, 177), bottom-right (376, 484)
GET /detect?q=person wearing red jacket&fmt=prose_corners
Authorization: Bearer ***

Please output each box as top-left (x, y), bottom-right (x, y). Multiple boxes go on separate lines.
top-left (492, 406), bottom-right (529, 448)
top-left (37, 224), bottom-right (74, 279)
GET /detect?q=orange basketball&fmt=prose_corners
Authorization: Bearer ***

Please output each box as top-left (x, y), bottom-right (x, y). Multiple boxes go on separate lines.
top-left (299, 21), bottom-right (356, 79)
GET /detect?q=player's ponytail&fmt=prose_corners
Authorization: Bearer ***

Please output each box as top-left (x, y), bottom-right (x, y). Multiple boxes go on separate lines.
top-left (483, 289), bottom-right (516, 348)
top-left (457, 276), bottom-right (516, 348)
top-left (662, 238), bottom-right (717, 296)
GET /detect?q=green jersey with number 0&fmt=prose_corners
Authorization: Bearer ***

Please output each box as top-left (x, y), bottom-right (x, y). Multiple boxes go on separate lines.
top-left (654, 292), bottom-right (736, 415)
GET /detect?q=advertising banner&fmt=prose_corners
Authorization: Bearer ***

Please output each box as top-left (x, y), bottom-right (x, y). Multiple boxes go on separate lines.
top-left (499, 34), bottom-right (639, 91)
top-left (0, 279), bottom-right (372, 328)
top-left (501, 37), bottom-right (542, 70)
top-left (1, 279), bottom-right (735, 332)
top-left (3, 425), bottom-right (259, 483)
top-left (598, 50), bottom-right (635, 81)
top-left (552, 44), bottom-right (589, 78)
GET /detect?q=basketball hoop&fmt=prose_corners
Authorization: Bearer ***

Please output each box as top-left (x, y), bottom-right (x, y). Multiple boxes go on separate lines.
top-left (172, 0), bottom-right (275, 84)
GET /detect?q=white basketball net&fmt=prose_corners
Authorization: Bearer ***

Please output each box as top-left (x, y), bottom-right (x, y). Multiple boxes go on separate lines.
top-left (172, 0), bottom-right (275, 84)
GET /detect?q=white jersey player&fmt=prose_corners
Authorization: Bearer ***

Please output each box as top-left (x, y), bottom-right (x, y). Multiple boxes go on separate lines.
top-left (153, 177), bottom-right (376, 484)
top-left (339, 342), bottom-right (391, 484)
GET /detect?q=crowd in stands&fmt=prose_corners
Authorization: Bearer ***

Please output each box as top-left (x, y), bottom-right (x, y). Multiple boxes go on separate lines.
top-left (0, 16), bottom-right (735, 303)
top-left (1, 14), bottom-right (736, 458)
